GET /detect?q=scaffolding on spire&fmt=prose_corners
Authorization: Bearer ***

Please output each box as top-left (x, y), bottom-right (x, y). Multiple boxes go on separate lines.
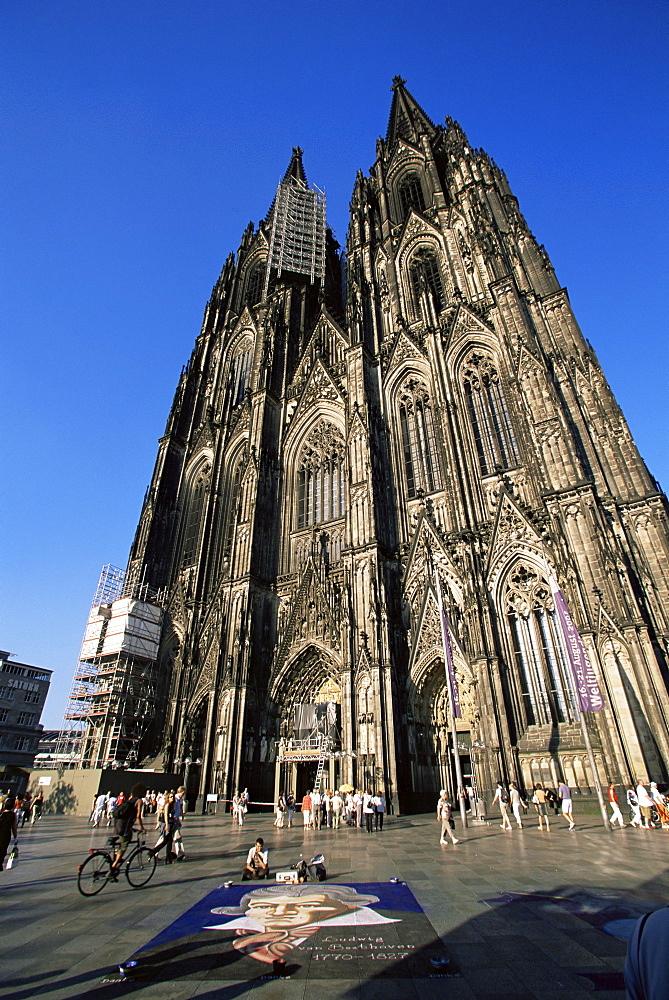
top-left (264, 151), bottom-right (326, 295)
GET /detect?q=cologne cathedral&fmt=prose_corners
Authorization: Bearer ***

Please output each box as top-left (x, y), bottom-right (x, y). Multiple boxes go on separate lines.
top-left (123, 79), bottom-right (669, 812)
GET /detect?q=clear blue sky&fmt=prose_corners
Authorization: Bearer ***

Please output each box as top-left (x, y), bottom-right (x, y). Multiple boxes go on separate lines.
top-left (2, 1), bottom-right (667, 728)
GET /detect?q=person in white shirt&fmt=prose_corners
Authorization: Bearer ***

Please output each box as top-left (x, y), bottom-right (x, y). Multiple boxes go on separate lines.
top-left (363, 790), bottom-right (375, 833)
top-left (509, 783), bottom-right (527, 829)
top-left (242, 838), bottom-right (269, 880)
top-left (311, 789), bottom-right (322, 830)
top-left (636, 781), bottom-right (655, 828)
top-left (331, 791), bottom-right (343, 828)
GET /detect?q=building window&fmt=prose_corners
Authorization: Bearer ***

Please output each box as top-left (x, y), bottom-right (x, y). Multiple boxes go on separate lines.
top-left (410, 248), bottom-right (444, 314)
top-left (13, 736), bottom-right (34, 751)
top-left (23, 690), bottom-right (40, 704)
top-left (398, 174), bottom-right (425, 216)
top-left (0, 687), bottom-right (13, 700)
top-left (223, 460), bottom-right (244, 562)
top-left (17, 711), bottom-right (36, 726)
top-left (0, 708), bottom-right (8, 723)
top-left (398, 377), bottom-right (442, 498)
top-left (246, 265), bottom-right (265, 306)
top-left (182, 465), bottom-right (210, 567)
top-left (462, 351), bottom-right (519, 475)
top-left (505, 563), bottom-right (572, 728)
top-left (230, 341), bottom-right (252, 407)
top-left (296, 423), bottom-right (345, 529)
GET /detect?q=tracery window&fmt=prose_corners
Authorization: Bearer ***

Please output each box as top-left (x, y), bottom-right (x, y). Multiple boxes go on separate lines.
top-left (398, 376), bottom-right (442, 498)
top-left (223, 460), bottom-right (243, 560)
top-left (182, 464), bottom-right (210, 567)
top-left (505, 563), bottom-right (572, 727)
top-left (398, 174), bottom-right (425, 216)
top-left (296, 422), bottom-right (345, 529)
top-left (409, 248), bottom-right (444, 314)
top-left (230, 339), bottom-right (252, 407)
top-left (462, 352), bottom-right (519, 475)
top-left (246, 264), bottom-right (265, 307)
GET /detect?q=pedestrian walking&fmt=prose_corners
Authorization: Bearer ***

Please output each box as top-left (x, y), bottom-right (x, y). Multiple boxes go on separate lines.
top-left (558, 780), bottom-right (575, 830)
top-left (437, 790), bottom-right (459, 846)
top-left (532, 783), bottom-right (550, 831)
top-left (155, 791), bottom-right (177, 864)
top-left (30, 791), bottom-right (44, 824)
top-left (172, 786), bottom-right (187, 861)
top-left (492, 782), bottom-right (512, 830)
top-left (0, 796), bottom-right (18, 870)
top-left (92, 791), bottom-right (108, 827)
top-left (636, 781), bottom-right (655, 828)
top-left (607, 783), bottom-right (626, 828)
top-left (274, 792), bottom-right (286, 828)
top-left (509, 783), bottom-right (527, 829)
top-left (545, 786), bottom-right (559, 815)
top-left (354, 790), bottom-right (363, 828)
top-left (626, 787), bottom-right (643, 827)
top-left (649, 783), bottom-right (669, 829)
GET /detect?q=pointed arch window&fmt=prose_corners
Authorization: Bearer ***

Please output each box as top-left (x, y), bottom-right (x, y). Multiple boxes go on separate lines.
top-left (462, 352), bottom-right (519, 475)
top-left (505, 563), bottom-right (573, 727)
top-left (222, 459), bottom-right (244, 566)
top-left (410, 248), bottom-right (444, 314)
top-left (246, 264), bottom-right (265, 307)
top-left (230, 339), bottom-right (252, 408)
top-left (182, 465), bottom-right (210, 567)
top-left (296, 422), bottom-right (345, 529)
top-left (398, 174), bottom-right (425, 216)
top-left (398, 376), bottom-right (442, 498)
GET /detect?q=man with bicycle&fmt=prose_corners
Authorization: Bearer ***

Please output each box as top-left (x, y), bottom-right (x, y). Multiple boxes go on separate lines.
top-left (110, 782), bottom-right (147, 877)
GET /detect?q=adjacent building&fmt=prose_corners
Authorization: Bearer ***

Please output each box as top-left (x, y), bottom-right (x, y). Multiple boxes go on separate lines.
top-left (74, 80), bottom-right (669, 811)
top-left (0, 651), bottom-right (52, 792)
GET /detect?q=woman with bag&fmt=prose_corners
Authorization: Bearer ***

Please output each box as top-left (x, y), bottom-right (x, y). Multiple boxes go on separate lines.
top-left (0, 796), bottom-right (18, 871)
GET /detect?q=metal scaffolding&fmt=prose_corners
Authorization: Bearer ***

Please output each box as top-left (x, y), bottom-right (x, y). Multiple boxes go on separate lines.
top-left (264, 172), bottom-right (326, 295)
top-left (55, 565), bottom-right (164, 769)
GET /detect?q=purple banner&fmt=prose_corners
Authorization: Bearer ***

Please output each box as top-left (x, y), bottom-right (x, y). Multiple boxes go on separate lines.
top-left (551, 584), bottom-right (603, 712)
top-left (436, 576), bottom-right (462, 719)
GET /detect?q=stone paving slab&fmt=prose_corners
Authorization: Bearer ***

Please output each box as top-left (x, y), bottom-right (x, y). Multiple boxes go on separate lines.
top-left (1, 811), bottom-right (668, 999)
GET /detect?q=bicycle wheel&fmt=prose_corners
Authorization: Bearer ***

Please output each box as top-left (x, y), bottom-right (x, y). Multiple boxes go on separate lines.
top-left (125, 846), bottom-right (157, 888)
top-left (78, 851), bottom-right (112, 896)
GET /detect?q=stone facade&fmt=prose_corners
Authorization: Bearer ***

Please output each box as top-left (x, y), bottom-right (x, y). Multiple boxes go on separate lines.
top-left (123, 80), bottom-right (669, 811)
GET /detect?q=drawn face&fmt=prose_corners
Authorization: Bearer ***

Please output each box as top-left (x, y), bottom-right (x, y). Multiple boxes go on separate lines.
top-left (246, 893), bottom-right (351, 930)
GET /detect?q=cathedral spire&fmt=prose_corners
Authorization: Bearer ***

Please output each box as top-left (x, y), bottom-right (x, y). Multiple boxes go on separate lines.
top-left (264, 148), bottom-right (326, 291)
top-left (282, 146), bottom-right (308, 187)
top-left (386, 76), bottom-right (436, 147)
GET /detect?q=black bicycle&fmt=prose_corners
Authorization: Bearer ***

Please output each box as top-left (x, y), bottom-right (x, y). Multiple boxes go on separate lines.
top-left (77, 831), bottom-right (157, 896)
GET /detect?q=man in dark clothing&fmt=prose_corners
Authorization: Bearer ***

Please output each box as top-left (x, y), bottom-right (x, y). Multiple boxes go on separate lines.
top-left (624, 905), bottom-right (669, 999)
top-left (111, 783), bottom-right (147, 876)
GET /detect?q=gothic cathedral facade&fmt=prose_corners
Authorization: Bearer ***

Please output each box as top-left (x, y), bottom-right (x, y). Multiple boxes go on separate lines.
top-left (125, 80), bottom-right (669, 811)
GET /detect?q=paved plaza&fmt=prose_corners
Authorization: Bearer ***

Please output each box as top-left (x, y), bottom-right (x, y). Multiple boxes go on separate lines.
top-left (1, 807), bottom-right (667, 1000)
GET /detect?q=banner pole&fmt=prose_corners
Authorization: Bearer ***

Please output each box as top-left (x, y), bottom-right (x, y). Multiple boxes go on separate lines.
top-left (579, 710), bottom-right (612, 832)
top-left (431, 547), bottom-right (468, 830)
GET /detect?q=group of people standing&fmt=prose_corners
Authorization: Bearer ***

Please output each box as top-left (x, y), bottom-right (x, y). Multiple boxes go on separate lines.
top-left (274, 789), bottom-right (386, 832)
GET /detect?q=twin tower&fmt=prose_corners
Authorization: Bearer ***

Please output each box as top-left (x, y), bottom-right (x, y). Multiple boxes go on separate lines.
top-left (120, 79), bottom-right (669, 811)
